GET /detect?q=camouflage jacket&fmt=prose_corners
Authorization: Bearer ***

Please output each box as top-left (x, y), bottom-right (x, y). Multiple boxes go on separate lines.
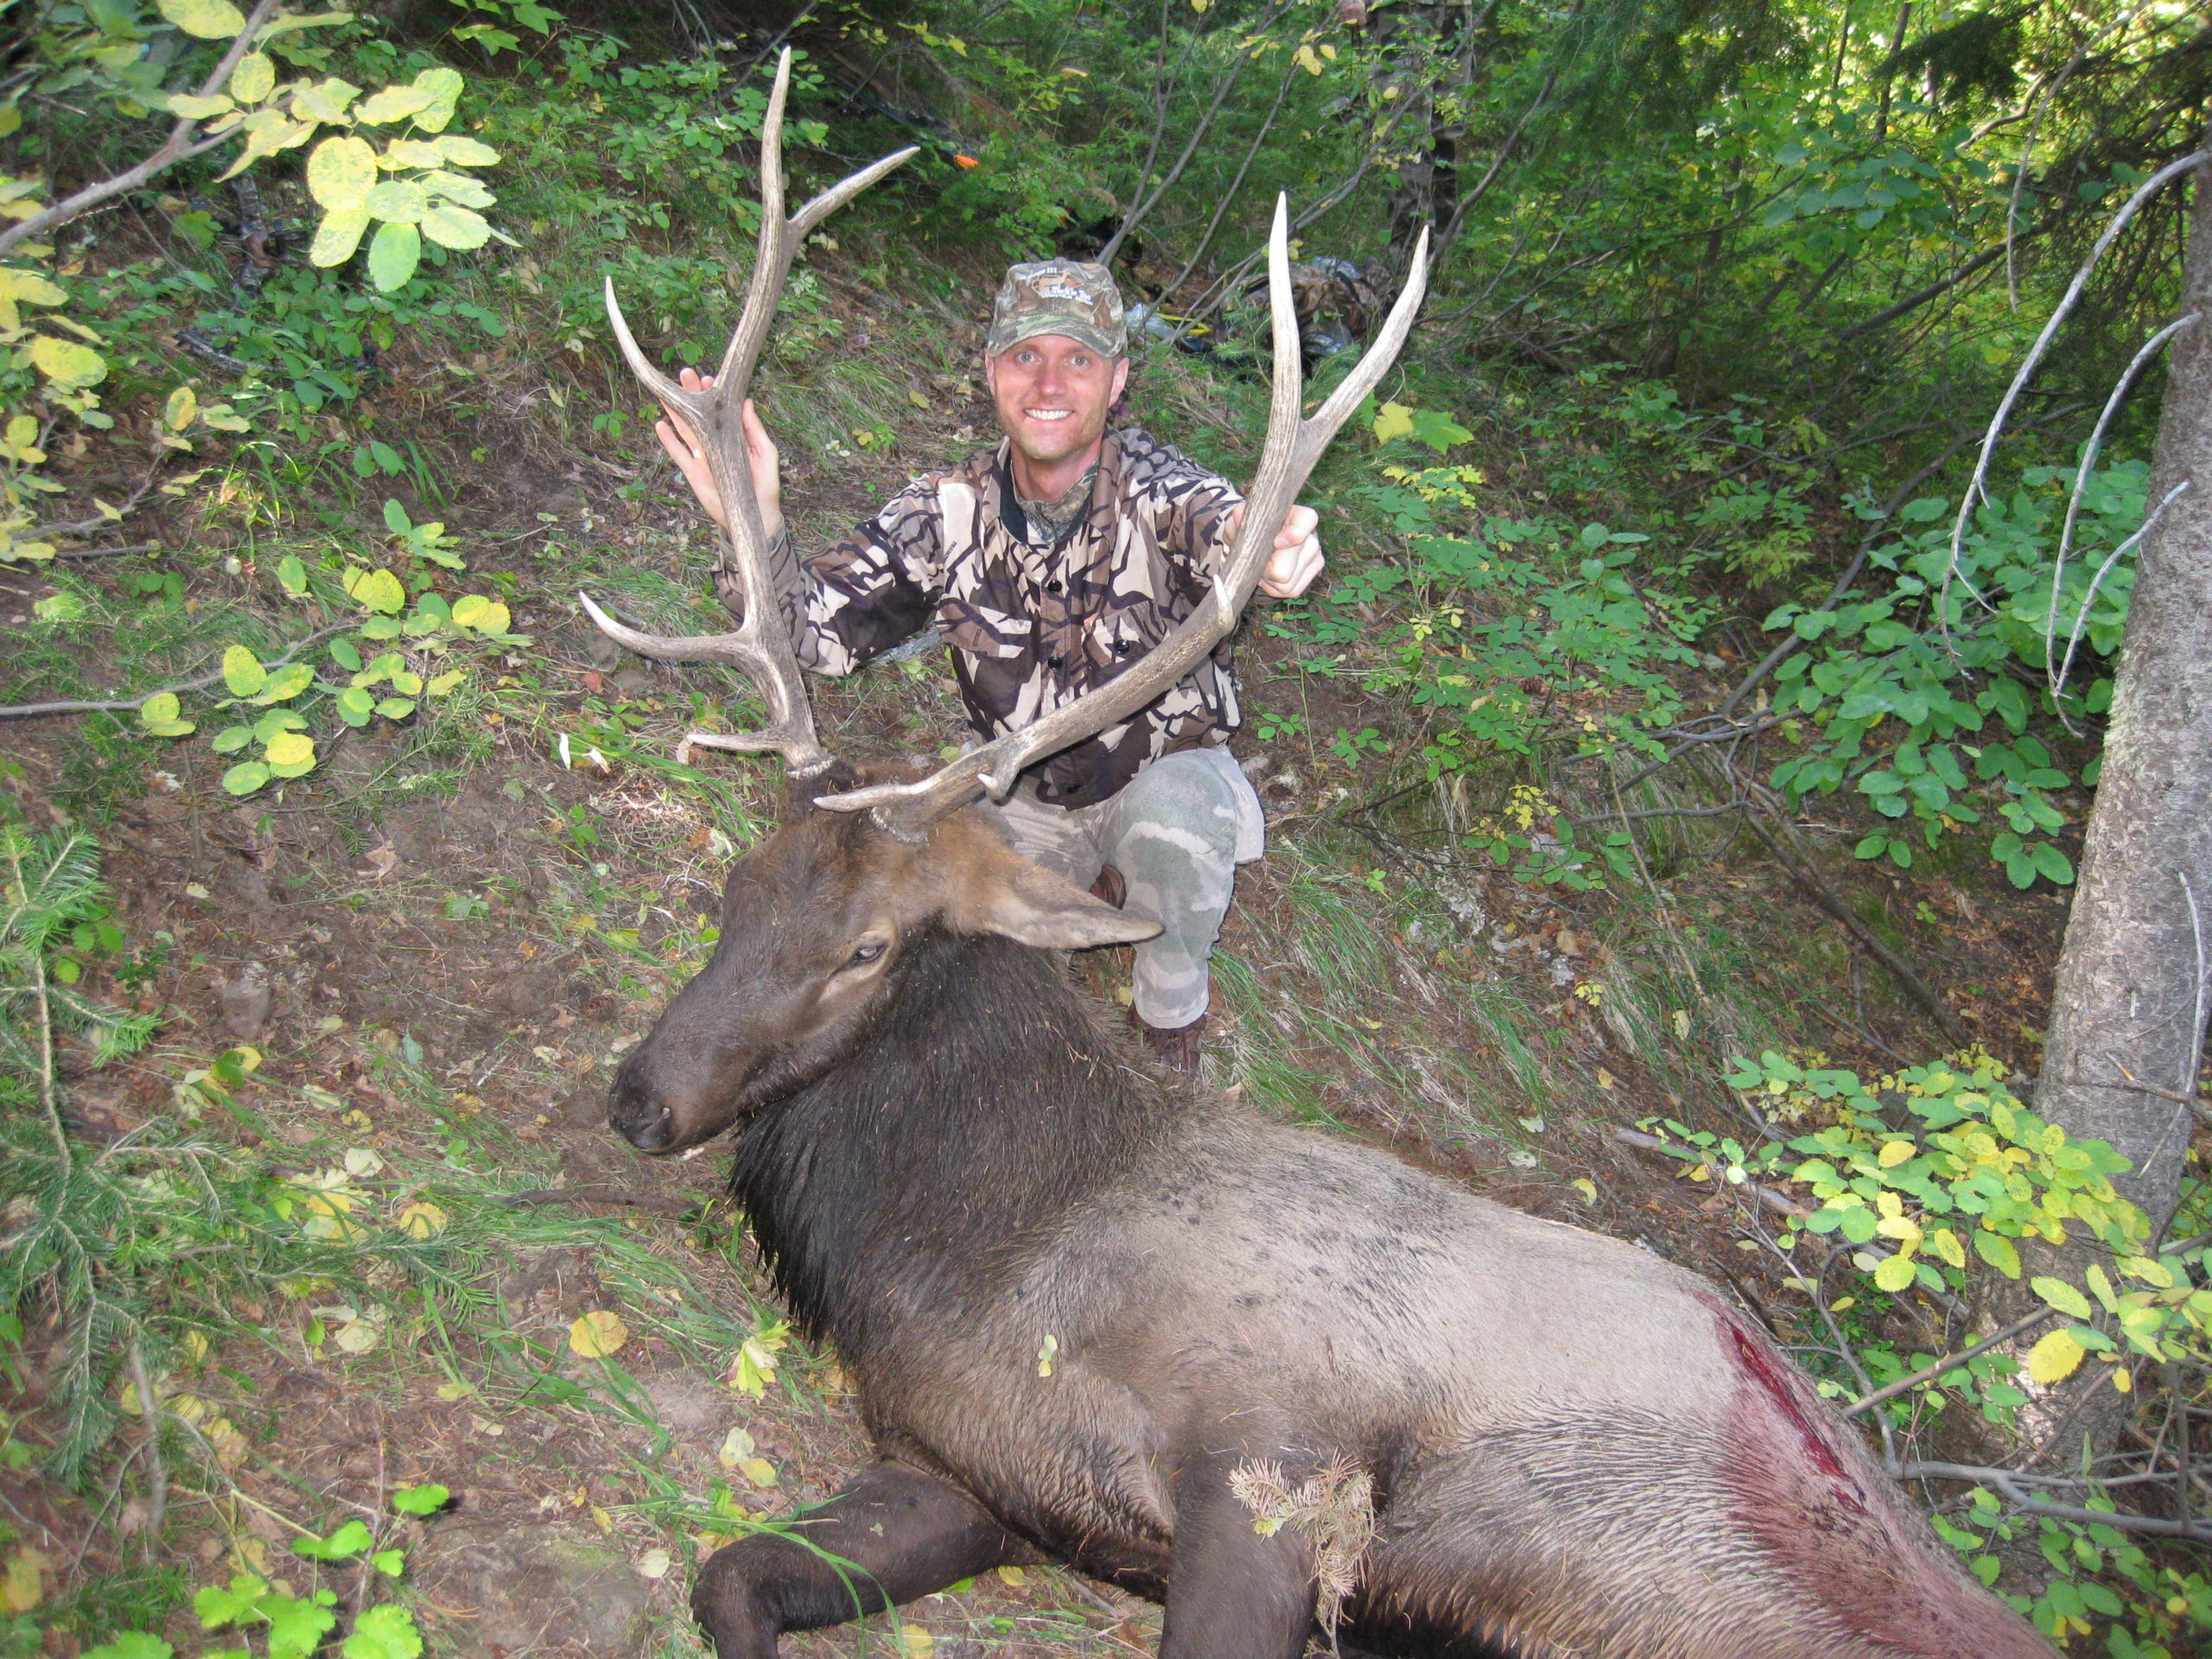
top-left (762, 426), bottom-right (1245, 809)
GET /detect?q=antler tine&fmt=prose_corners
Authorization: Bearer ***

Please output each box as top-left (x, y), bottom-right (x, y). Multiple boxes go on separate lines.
top-left (583, 45), bottom-right (915, 778)
top-left (817, 201), bottom-right (1431, 836)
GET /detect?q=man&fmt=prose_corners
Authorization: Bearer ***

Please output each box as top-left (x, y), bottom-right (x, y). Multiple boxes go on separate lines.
top-left (657, 260), bottom-right (1324, 1071)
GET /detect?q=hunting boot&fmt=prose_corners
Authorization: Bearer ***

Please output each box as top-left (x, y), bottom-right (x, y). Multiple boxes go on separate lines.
top-left (1132, 1007), bottom-right (1205, 1075)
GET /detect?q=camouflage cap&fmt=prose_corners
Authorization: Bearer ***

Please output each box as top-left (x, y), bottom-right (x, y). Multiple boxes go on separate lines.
top-left (986, 260), bottom-right (1128, 359)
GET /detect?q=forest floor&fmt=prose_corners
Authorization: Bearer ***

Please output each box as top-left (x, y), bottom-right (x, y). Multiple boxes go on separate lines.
top-left (0, 238), bottom-right (2084, 1658)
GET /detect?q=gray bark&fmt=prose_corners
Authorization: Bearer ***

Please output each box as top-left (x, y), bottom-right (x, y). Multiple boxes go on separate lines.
top-left (2036, 143), bottom-right (2212, 1236)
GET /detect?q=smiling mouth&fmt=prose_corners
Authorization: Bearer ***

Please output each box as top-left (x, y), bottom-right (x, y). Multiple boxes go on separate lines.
top-left (1023, 408), bottom-right (1075, 423)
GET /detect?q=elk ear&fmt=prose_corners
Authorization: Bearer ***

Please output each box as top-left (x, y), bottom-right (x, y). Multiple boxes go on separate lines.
top-left (944, 836), bottom-right (1163, 950)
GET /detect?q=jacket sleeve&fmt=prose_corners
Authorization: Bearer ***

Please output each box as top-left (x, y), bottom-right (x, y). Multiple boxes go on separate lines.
top-left (779, 478), bottom-right (947, 677)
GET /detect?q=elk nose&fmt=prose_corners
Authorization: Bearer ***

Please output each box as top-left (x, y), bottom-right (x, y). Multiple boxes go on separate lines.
top-left (606, 1063), bottom-right (677, 1153)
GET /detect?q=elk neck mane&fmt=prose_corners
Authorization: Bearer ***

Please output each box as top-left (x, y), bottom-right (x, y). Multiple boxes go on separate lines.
top-left (724, 924), bottom-right (1181, 1362)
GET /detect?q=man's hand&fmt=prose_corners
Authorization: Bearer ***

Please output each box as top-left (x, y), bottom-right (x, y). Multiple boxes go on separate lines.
top-left (1224, 502), bottom-right (1325, 599)
top-left (653, 366), bottom-right (783, 539)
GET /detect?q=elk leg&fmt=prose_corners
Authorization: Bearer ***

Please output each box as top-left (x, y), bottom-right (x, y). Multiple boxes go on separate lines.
top-left (1158, 1459), bottom-right (1319, 1659)
top-left (691, 1459), bottom-right (1040, 1659)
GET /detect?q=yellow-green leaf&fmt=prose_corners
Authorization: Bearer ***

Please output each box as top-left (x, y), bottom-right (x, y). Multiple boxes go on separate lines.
top-left (1877, 1137), bottom-right (1914, 1167)
top-left (346, 566), bottom-right (406, 613)
top-left (397, 1200), bottom-right (447, 1237)
top-left (159, 0), bottom-right (246, 38)
top-left (1371, 401), bottom-right (1414, 443)
top-left (569, 1310), bottom-right (628, 1358)
top-left (28, 335), bottom-right (106, 387)
top-left (2026, 1328), bottom-right (2085, 1385)
top-left (221, 760), bottom-right (272, 796)
top-left (1872, 1254), bottom-right (1918, 1293)
top-left (1974, 1229), bottom-right (2022, 1279)
top-left (364, 179), bottom-right (428, 224)
top-left (381, 138), bottom-right (445, 169)
top-left (164, 385), bottom-right (198, 432)
top-left (290, 77), bottom-right (361, 125)
top-left (309, 207), bottom-right (372, 268)
top-left (353, 84), bottom-right (434, 126)
top-left (2031, 1275), bottom-right (2094, 1320)
top-left (221, 644), bottom-right (267, 697)
top-left (229, 51), bottom-right (276, 105)
top-left (365, 219), bottom-right (421, 292)
top-left (410, 66), bottom-right (463, 133)
top-left (0, 269), bottom-right (67, 308)
top-left (419, 202), bottom-right (489, 251)
top-left (1931, 1227), bottom-right (1966, 1268)
top-left (435, 135), bottom-right (499, 167)
top-left (264, 730), bottom-right (315, 776)
top-left (739, 1457), bottom-right (779, 1490)
top-left (427, 669), bottom-right (465, 695)
top-left (164, 92), bottom-right (235, 120)
top-left (138, 691), bottom-right (195, 737)
top-left (307, 134), bottom-right (378, 212)
top-left (421, 168), bottom-right (494, 209)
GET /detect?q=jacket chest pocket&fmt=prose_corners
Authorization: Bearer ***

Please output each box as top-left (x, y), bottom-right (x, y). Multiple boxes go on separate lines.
top-left (1090, 608), bottom-right (1162, 671)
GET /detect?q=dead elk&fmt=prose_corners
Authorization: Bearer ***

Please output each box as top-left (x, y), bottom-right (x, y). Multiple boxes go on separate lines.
top-left (582, 54), bottom-right (2055, 1659)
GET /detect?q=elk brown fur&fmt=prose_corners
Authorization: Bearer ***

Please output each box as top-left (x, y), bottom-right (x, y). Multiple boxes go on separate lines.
top-left (605, 785), bottom-right (2055, 1659)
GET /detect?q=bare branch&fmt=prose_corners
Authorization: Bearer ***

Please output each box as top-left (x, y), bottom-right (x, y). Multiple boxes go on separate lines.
top-left (1900, 1463), bottom-right (2212, 1540)
top-left (0, 621), bottom-right (353, 720)
top-left (1843, 1308), bottom-right (2058, 1417)
top-left (0, 0), bottom-right (283, 257)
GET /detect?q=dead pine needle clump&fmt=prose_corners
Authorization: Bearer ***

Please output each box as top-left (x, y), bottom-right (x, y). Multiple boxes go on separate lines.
top-left (1229, 1454), bottom-right (1376, 1640)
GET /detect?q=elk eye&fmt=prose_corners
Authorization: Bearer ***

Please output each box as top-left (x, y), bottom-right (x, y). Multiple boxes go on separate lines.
top-left (845, 941), bottom-right (886, 968)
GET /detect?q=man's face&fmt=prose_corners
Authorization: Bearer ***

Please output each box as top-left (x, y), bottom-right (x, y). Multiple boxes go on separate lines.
top-left (985, 335), bottom-right (1130, 473)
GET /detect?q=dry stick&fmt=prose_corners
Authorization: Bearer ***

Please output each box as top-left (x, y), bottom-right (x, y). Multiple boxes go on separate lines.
top-left (1103, 36), bottom-right (1261, 266)
top-left (0, 0), bottom-right (281, 257)
top-left (2051, 479), bottom-right (2190, 701)
top-left (500, 1185), bottom-right (696, 1218)
top-left (124, 1338), bottom-right (168, 1557)
top-left (2043, 315), bottom-right (2200, 698)
top-left (51, 543), bottom-right (160, 561)
top-left (1942, 147), bottom-right (2211, 620)
top-left (1898, 1462), bottom-right (2212, 1541)
top-left (1160, 51), bottom-right (1301, 302)
top-left (0, 620), bottom-right (352, 719)
top-left (1842, 1306), bottom-right (2059, 1418)
top-left (1732, 797), bottom-right (1968, 1046)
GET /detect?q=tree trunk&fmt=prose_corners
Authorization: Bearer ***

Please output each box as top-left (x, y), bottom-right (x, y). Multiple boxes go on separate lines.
top-left (2037, 142), bottom-right (2212, 1239)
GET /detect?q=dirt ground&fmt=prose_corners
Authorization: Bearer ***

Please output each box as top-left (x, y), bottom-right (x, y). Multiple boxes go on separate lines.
top-left (0, 270), bottom-right (2088, 1658)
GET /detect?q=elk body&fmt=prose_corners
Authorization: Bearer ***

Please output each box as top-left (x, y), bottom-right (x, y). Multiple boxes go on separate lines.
top-left (586, 57), bottom-right (2055, 1659)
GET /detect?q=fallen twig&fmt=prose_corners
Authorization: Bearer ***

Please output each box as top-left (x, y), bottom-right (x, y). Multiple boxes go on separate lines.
top-left (1899, 1461), bottom-right (2212, 1541)
top-left (1842, 1307), bottom-right (2058, 1417)
top-left (500, 1185), bottom-right (696, 1218)
top-left (0, 621), bottom-right (352, 719)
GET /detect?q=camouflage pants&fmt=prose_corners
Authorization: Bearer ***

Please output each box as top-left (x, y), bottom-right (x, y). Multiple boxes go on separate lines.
top-left (987, 748), bottom-right (1262, 1029)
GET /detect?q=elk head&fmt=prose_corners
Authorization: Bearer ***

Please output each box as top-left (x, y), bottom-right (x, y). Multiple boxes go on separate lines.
top-left (584, 51), bottom-right (1428, 1154)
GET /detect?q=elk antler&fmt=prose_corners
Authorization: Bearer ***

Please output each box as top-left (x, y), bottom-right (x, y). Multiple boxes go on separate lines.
top-left (578, 49), bottom-right (917, 777)
top-left (817, 200), bottom-right (1430, 835)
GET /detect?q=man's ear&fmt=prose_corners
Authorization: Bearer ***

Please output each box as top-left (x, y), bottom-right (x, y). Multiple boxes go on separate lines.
top-left (1109, 355), bottom-right (1129, 404)
top-left (942, 830), bottom-right (1161, 950)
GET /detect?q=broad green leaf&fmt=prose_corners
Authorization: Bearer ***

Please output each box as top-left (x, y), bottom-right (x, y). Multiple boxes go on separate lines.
top-left (365, 219), bottom-right (420, 292)
top-left (229, 52), bottom-right (276, 105)
top-left (382, 498), bottom-right (412, 533)
top-left (195, 1574), bottom-right (268, 1630)
top-left (166, 92), bottom-right (235, 120)
top-left (291, 1520), bottom-right (372, 1560)
top-left (138, 691), bottom-right (195, 737)
top-left (159, 0), bottom-right (245, 37)
top-left (307, 135), bottom-right (378, 212)
top-left (83, 1635), bottom-right (173, 1659)
top-left (222, 644), bottom-right (267, 697)
top-left (340, 1602), bottom-right (423, 1659)
top-left (2031, 1275), bottom-right (2094, 1320)
top-left (251, 662), bottom-right (315, 705)
top-left (353, 85), bottom-right (434, 126)
top-left (335, 685), bottom-right (376, 726)
top-left (388, 670), bottom-right (423, 696)
top-left (328, 635), bottom-right (363, 671)
top-left (251, 709), bottom-right (305, 739)
top-left (410, 66), bottom-right (463, 133)
top-left (435, 135), bottom-right (499, 167)
top-left (33, 593), bottom-right (84, 622)
top-left (261, 1593), bottom-right (338, 1659)
top-left (427, 670), bottom-right (465, 695)
top-left (211, 724), bottom-right (254, 754)
top-left (1974, 1229), bottom-right (2021, 1279)
top-left (310, 207), bottom-right (372, 268)
top-left (371, 1550), bottom-right (404, 1578)
top-left (450, 595), bottom-right (509, 633)
top-left (276, 554), bottom-right (308, 595)
top-left (364, 180), bottom-right (427, 225)
top-left (222, 760), bottom-right (273, 795)
top-left (375, 697), bottom-right (417, 720)
top-left (360, 614), bottom-right (403, 639)
top-left (2026, 1328), bottom-right (2085, 1385)
top-left (29, 335), bottom-right (106, 387)
top-left (391, 1483), bottom-right (450, 1516)
top-left (419, 202), bottom-right (489, 250)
